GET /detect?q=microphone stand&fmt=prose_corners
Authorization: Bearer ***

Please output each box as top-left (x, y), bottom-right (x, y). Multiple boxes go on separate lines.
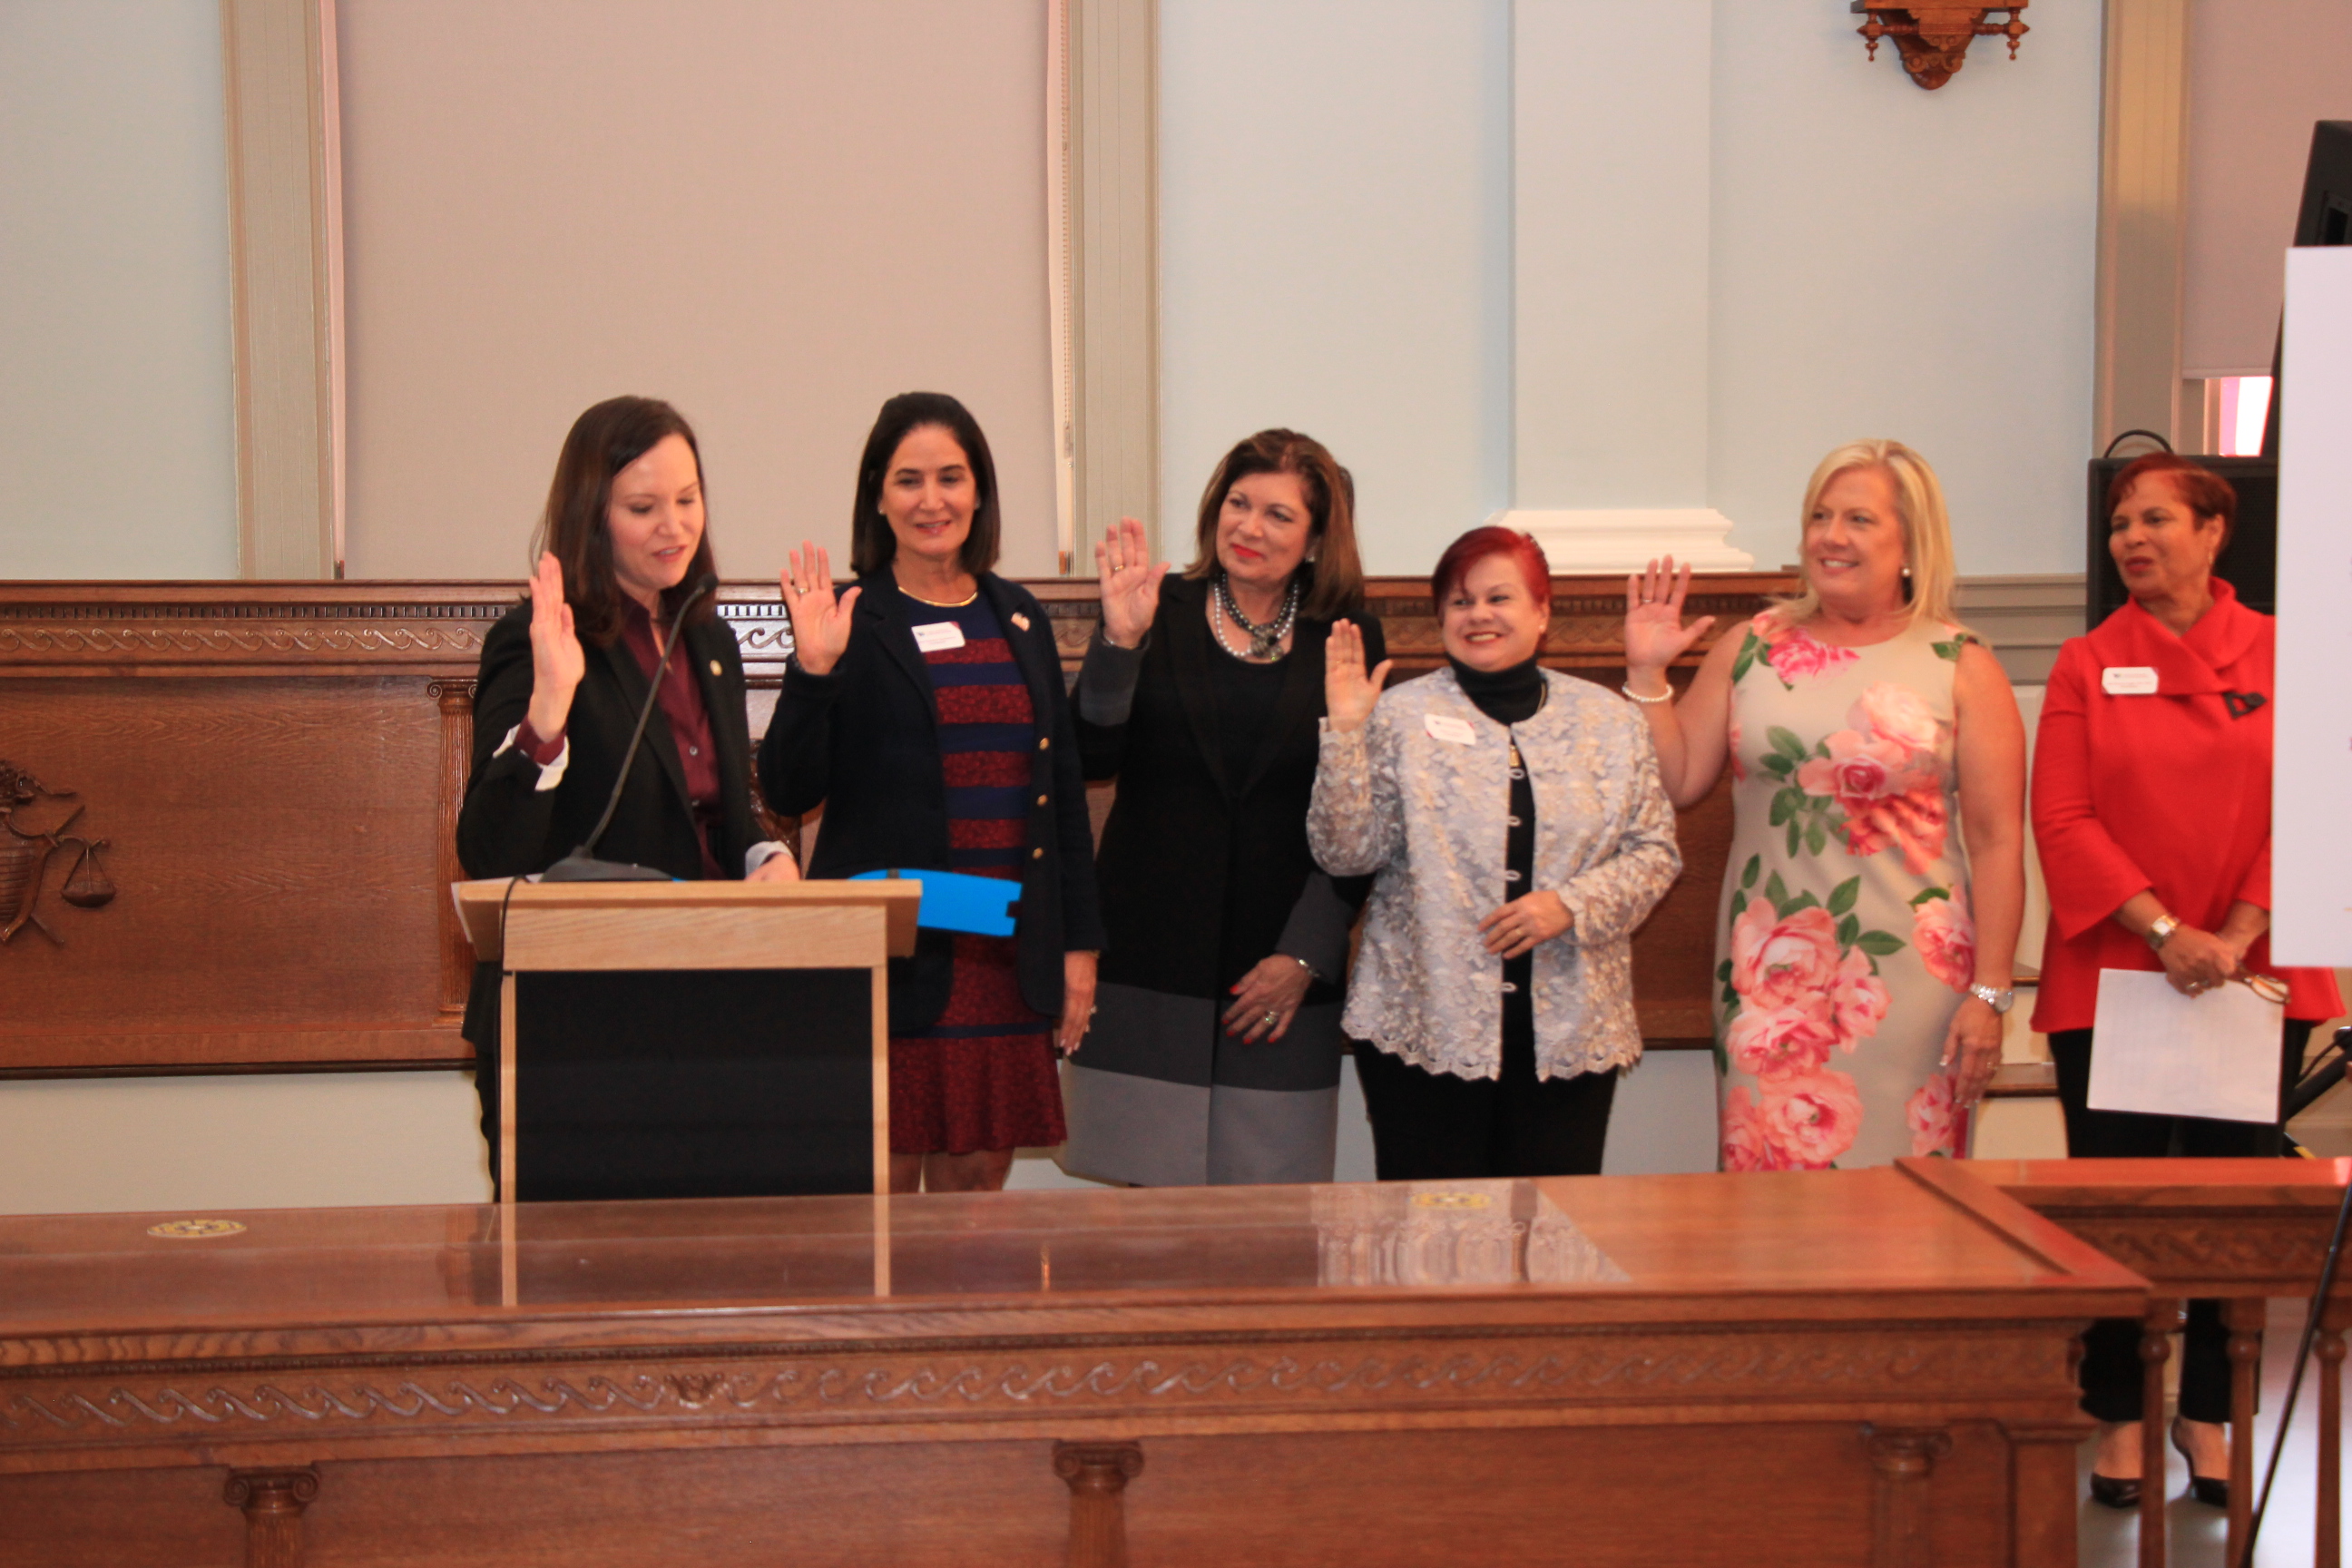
top-left (541, 573), bottom-right (717, 883)
top-left (2237, 1024), bottom-right (2352, 1568)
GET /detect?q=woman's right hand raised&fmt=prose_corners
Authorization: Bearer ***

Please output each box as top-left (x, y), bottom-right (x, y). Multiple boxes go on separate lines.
top-left (524, 552), bottom-right (586, 740)
top-left (1094, 515), bottom-right (1168, 650)
top-left (780, 543), bottom-right (860, 677)
top-left (1624, 556), bottom-right (1713, 691)
top-left (1324, 618), bottom-right (1393, 734)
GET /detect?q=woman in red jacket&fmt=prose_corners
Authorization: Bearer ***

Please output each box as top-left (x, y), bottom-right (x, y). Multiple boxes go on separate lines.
top-left (2032, 452), bottom-right (2343, 1510)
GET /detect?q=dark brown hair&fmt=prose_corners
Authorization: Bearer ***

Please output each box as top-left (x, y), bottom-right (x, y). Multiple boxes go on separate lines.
top-left (1181, 429), bottom-right (1366, 620)
top-left (1431, 525), bottom-right (1552, 612)
top-left (2107, 453), bottom-right (2237, 551)
top-left (531, 397), bottom-right (717, 646)
top-left (848, 392), bottom-right (1002, 577)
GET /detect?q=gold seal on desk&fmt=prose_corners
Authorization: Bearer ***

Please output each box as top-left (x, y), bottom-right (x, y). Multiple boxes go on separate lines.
top-left (1410, 1191), bottom-right (1492, 1210)
top-left (145, 1219), bottom-right (246, 1240)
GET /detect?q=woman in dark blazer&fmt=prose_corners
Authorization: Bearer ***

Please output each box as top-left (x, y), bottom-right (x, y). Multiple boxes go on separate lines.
top-left (760, 392), bottom-right (1103, 1195)
top-left (2033, 452), bottom-right (2342, 1509)
top-left (1061, 429), bottom-right (1382, 1186)
top-left (456, 397), bottom-right (797, 1183)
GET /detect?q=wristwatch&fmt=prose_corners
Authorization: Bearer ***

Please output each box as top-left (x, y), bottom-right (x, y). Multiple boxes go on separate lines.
top-left (1968, 983), bottom-right (2016, 1014)
top-left (2145, 913), bottom-right (2182, 952)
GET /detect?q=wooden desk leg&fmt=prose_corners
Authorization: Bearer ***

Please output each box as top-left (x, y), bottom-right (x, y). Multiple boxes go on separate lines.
top-left (2005, 1420), bottom-right (2092, 1568)
top-left (2225, 1297), bottom-right (2268, 1568)
top-left (2142, 1298), bottom-right (2183, 1568)
top-left (1054, 1441), bottom-right (1143, 1568)
top-left (2319, 1302), bottom-right (2347, 1568)
top-left (1864, 1426), bottom-right (1951, 1568)
top-left (223, 1467), bottom-right (318, 1568)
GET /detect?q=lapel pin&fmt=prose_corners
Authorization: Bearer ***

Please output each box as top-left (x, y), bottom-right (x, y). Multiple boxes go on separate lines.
top-left (708, 660), bottom-right (722, 677)
top-left (1010, 612), bottom-right (1031, 632)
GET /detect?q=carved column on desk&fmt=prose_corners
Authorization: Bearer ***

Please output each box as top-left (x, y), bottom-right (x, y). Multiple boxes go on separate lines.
top-left (1863, 1426), bottom-right (1950, 1568)
top-left (2141, 1297), bottom-right (2183, 1568)
top-left (223, 1467), bottom-right (318, 1568)
top-left (1054, 1440), bottom-right (1143, 1568)
top-left (2224, 1296), bottom-right (2267, 1565)
top-left (2318, 1299), bottom-right (2347, 1568)
top-left (2004, 1420), bottom-right (2095, 1568)
top-left (428, 679), bottom-right (475, 1022)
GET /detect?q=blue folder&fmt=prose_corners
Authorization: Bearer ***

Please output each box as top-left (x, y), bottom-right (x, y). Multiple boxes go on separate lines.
top-left (848, 869), bottom-right (1018, 936)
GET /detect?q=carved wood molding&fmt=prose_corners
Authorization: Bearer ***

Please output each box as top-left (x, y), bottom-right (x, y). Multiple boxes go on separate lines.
top-left (0, 1324), bottom-right (2076, 1456)
top-left (2029, 1211), bottom-right (2345, 1291)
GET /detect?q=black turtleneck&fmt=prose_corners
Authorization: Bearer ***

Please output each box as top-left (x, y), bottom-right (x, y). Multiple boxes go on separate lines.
top-left (1449, 654), bottom-right (1545, 725)
top-left (1450, 655), bottom-right (1544, 1078)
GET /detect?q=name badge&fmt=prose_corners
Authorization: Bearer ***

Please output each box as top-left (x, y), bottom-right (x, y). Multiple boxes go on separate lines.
top-left (2102, 666), bottom-right (2159, 696)
top-left (913, 622), bottom-right (966, 653)
top-left (1424, 713), bottom-right (1477, 747)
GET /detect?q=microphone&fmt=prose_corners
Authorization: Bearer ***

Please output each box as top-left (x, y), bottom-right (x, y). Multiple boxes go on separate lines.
top-left (541, 573), bottom-right (720, 883)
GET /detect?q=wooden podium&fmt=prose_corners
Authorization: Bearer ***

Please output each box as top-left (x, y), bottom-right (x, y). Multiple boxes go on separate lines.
top-left (454, 879), bottom-right (920, 1202)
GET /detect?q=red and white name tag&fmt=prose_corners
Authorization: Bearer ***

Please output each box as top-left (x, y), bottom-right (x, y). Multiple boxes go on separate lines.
top-left (1424, 713), bottom-right (1477, 746)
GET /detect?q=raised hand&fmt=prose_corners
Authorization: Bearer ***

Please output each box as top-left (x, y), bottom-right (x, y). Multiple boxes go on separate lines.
top-left (780, 543), bottom-right (861, 677)
top-left (1623, 556), bottom-right (1714, 688)
top-left (1094, 515), bottom-right (1169, 649)
top-left (524, 552), bottom-right (586, 740)
top-left (1323, 617), bottom-right (1393, 734)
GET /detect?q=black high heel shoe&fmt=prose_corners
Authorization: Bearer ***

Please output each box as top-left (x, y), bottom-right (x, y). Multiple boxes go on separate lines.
top-left (2171, 1417), bottom-right (2229, 1508)
top-left (2089, 1473), bottom-right (2142, 1510)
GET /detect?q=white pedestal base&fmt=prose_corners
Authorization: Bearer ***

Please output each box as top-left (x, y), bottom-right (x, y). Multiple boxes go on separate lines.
top-left (1485, 508), bottom-right (1756, 575)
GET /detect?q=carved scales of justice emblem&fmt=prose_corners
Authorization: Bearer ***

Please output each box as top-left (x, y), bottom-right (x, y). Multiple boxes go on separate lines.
top-left (0, 760), bottom-right (114, 946)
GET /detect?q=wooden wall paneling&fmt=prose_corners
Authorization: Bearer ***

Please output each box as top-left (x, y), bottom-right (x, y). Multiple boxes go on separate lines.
top-left (0, 574), bottom-right (1789, 1075)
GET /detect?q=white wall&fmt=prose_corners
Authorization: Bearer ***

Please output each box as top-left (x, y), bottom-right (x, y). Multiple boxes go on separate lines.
top-left (0, 0), bottom-right (236, 579)
top-left (1160, 0), bottom-right (1514, 573)
top-left (1707, 2), bottom-right (2103, 576)
top-left (1163, 2), bottom-right (2104, 579)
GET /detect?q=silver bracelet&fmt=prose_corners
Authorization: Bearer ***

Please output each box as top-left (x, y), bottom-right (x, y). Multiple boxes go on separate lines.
top-left (1620, 681), bottom-right (1672, 705)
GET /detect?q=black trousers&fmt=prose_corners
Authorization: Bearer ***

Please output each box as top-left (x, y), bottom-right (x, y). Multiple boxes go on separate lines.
top-left (2050, 1019), bottom-right (2315, 1423)
top-left (1352, 1004), bottom-right (1618, 1180)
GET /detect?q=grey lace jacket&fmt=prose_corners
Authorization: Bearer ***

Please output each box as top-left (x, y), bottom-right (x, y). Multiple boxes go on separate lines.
top-left (1307, 668), bottom-right (1681, 1082)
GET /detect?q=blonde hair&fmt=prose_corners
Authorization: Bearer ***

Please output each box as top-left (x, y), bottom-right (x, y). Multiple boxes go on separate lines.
top-left (1764, 439), bottom-right (1968, 637)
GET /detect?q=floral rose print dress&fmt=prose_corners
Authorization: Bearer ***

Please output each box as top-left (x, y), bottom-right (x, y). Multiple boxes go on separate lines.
top-left (1715, 612), bottom-right (1979, 1169)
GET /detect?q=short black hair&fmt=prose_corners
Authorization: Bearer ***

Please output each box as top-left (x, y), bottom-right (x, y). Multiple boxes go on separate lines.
top-left (848, 392), bottom-right (1002, 577)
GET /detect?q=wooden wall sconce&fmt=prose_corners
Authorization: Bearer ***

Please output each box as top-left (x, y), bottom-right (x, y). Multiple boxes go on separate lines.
top-left (1853, 4), bottom-right (2029, 91)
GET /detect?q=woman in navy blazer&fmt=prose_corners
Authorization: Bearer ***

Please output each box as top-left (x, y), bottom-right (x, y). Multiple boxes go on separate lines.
top-left (457, 397), bottom-right (798, 1185)
top-left (759, 392), bottom-right (1104, 1194)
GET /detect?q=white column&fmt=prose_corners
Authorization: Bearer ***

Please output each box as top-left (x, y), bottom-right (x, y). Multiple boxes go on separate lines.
top-left (1491, 0), bottom-right (1749, 572)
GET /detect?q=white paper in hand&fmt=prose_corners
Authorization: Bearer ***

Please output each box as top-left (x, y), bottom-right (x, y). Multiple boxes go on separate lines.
top-left (2086, 968), bottom-right (2286, 1123)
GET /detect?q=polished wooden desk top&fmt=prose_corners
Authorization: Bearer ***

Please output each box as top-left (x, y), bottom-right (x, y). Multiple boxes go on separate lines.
top-left (0, 1168), bottom-right (2138, 1366)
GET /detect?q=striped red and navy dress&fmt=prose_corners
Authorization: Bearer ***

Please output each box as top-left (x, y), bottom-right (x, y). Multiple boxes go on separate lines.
top-left (891, 592), bottom-right (1065, 1155)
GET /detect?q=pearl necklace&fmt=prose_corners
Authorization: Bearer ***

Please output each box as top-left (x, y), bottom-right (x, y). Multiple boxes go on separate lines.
top-left (1212, 573), bottom-right (1300, 662)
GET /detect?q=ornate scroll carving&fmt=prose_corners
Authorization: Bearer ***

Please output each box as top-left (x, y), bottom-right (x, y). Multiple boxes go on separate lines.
top-left (1054, 1440), bottom-right (1142, 1568)
top-left (0, 1326), bottom-right (2075, 1452)
top-left (223, 1466), bottom-right (318, 1568)
top-left (1856, 5), bottom-right (2030, 91)
top-left (1863, 1426), bottom-right (1951, 1568)
top-left (0, 761), bottom-right (113, 947)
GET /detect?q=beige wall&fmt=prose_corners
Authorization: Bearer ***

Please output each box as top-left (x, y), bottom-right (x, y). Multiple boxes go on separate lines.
top-left (2182, 0), bottom-right (2352, 377)
top-left (335, 0), bottom-right (1058, 583)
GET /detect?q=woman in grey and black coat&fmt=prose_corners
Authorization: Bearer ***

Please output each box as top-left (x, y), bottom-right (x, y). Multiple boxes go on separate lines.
top-left (1309, 525), bottom-right (1680, 1180)
top-left (1062, 430), bottom-right (1382, 1186)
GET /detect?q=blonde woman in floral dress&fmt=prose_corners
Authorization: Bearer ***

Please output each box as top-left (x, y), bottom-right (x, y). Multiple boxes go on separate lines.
top-left (1622, 440), bottom-right (2026, 1169)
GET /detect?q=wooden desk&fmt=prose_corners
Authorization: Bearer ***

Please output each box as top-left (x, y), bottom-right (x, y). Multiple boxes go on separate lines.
top-left (0, 1165), bottom-right (2136, 1567)
top-left (1970, 1157), bottom-right (2352, 1568)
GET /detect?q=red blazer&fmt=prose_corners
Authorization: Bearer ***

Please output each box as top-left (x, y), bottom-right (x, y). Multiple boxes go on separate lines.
top-left (2030, 578), bottom-right (2340, 1031)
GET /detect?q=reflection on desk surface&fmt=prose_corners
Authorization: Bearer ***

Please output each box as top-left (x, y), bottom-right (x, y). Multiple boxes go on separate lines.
top-left (0, 1169), bottom-right (2108, 1336)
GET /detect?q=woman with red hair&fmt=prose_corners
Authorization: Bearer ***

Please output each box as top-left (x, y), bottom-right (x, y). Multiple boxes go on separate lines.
top-left (1308, 526), bottom-right (1679, 1177)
